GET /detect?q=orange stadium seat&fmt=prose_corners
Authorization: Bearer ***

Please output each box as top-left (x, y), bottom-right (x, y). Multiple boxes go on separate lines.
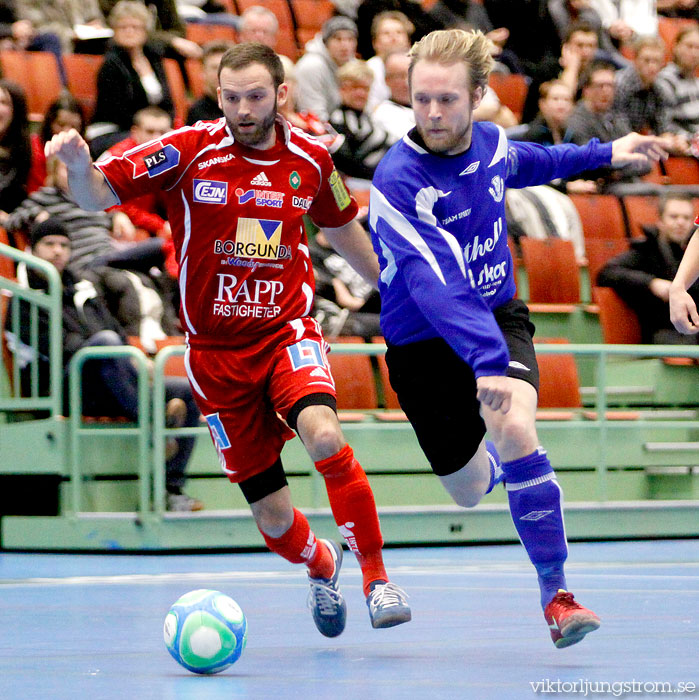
top-left (0, 51), bottom-right (62, 121)
top-left (232, 0), bottom-right (299, 57)
top-left (163, 58), bottom-right (191, 127)
top-left (520, 237), bottom-right (580, 306)
top-left (592, 286), bottom-right (641, 344)
top-left (185, 23), bottom-right (237, 45)
top-left (658, 16), bottom-right (698, 61)
top-left (534, 338), bottom-right (582, 410)
top-left (584, 237), bottom-right (630, 288)
top-left (64, 53), bottom-right (103, 120)
top-left (622, 194), bottom-right (658, 240)
top-left (488, 73), bottom-right (529, 121)
top-left (326, 337), bottom-right (378, 411)
top-left (663, 156), bottom-right (699, 185)
top-left (568, 193), bottom-right (627, 241)
top-left (185, 58), bottom-right (205, 99)
top-left (290, 0), bottom-right (334, 46)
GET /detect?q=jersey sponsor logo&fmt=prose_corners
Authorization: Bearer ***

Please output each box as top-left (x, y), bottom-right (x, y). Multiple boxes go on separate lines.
top-left (193, 179), bottom-right (228, 204)
top-left (476, 260), bottom-right (507, 287)
top-left (235, 187), bottom-right (285, 208)
top-left (292, 195), bottom-right (313, 210)
top-left (250, 171), bottom-right (271, 186)
top-left (463, 217), bottom-right (502, 263)
top-left (287, 339), bottom-right (326, 370)
top-left (212, 273), bottom-right (284, 318)
top-left (329, 169), bottom-right (351, 211)
top-left (214, 218), bottom-right (289, 260)
top-left (459, 160), bottom-right (480, 176)
top-left (442, 208), bottom-right (471, 226)
top-left (198, 153), bottom-right (235, 169)
top-left (489, 175), bottom-right (504, 202)
top-left (125, 141), bottom-right (180, 179)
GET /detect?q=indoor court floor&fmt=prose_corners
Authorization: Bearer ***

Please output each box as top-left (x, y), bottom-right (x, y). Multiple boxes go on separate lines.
top-left (1, 539), bottom-right (697, 700)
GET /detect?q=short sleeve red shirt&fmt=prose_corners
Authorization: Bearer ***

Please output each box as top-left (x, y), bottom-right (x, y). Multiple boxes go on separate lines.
top-left (95, 116), bottom-right (358, 346)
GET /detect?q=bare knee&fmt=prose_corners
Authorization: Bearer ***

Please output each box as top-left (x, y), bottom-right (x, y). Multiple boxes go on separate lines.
top-left (250, 488), bottom-right (294, 538)
top-left (490, 412), bottom-right (538, 460)
top-left (296, 405), bottom-right (345, 461)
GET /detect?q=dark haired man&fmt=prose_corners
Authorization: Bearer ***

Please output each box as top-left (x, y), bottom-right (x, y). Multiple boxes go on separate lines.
top-left (45, 42), bottom-right (410, 638)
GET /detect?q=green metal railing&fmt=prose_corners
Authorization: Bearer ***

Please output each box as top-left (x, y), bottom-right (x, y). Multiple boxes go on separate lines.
top-left (67, 345), bottom-right (151, 515)
top-left (0, 242), bottom-right (63, 416)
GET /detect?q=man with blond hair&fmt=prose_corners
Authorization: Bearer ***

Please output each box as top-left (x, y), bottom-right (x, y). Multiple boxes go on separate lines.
top-left (369, 28), bottom-right (670, 648)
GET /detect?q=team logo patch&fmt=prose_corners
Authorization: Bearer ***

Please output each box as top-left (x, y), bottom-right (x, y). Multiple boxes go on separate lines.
top-left (289, 170), bottom-right (301, 189)
top-left (489, 175), bottom-right (504, 202)
top-left (235, 187), bottom-right (285, 208)
top-left (125, 140), bottom-right (180, 179)
top-left (193, 179), bottom-right (228, 204)
top-left (329, 169), bottom-right (351, 211)
top-left (287, 339), bottom-right (326, 369)
top-left (231, 217), bottom-right (284, 259)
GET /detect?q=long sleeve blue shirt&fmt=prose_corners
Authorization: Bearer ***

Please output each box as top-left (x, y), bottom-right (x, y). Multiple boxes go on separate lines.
top-left (369, 121), bottom-right (613, 378)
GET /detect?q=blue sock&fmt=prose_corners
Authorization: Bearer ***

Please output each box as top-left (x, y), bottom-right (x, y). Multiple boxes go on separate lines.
top-left (501, 447), bottom-right (568, 609)
top-left (484, 440), bottom-right (504, 494)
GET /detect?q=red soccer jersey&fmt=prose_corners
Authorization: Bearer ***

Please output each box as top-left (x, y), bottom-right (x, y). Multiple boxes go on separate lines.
top-left (95, 116), bottom-right (358, 346)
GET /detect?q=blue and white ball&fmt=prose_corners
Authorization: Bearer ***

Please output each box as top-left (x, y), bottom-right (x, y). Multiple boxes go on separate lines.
top-left (163, 589), bottom-right (247, 674)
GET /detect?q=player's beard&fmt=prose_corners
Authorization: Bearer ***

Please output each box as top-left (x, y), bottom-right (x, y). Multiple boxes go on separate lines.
top-left (418, 119), bottom-right (472, 155)
top-left (228, 98), bottom-right (278, 147)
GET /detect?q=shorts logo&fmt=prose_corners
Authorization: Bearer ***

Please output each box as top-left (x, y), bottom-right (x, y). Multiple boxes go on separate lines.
top-left (235, 187), bottom-right (285, 208)
top-left (193, 179), bottom-right (228, 204)
top-left (229, 218), bottom-right (284, 259)
top-left (205, 412), bottom-right (231, 450)
top-left (287, 339), bottom-right (326, 369)
top-left (125, 140), bottom-right (181, 179)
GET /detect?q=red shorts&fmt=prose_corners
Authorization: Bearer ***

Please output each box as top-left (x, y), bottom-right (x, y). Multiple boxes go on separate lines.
top-left (185, 317), bottom-right (336, 482)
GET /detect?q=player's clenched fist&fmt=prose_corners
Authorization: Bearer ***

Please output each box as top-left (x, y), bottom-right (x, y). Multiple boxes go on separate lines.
top-left (44, 128), bottom-right (91, 169)
top-left (476, 375), bottom-right (512, 414)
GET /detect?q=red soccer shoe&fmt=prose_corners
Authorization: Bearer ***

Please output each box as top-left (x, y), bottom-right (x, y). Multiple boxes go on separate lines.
top-left (544, 590), bottom-right (601, 648)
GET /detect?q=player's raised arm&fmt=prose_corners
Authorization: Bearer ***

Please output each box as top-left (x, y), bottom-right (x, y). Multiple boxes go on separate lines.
top-left (321, 218), bottom-right (381, 288)
top-left (669, 228), bottom-right (699, 334)
top-left (44, 129), bottom-right (118, 211)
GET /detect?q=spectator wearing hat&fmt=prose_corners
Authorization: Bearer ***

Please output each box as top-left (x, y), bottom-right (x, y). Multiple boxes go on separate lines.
top-left (295, 15), bottom-right (358, 120)
top-left (9, 219), bottom-right (204, 511)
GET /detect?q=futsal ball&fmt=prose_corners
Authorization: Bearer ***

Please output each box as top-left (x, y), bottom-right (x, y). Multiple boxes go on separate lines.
top-left (163, 589), bottom-right (247, 674)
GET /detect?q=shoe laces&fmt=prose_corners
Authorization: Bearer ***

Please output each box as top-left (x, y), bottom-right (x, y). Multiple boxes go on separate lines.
top-left (369, 582), bottom-right (409, 609)
top-left (307, 579), bottom-right (342, 616)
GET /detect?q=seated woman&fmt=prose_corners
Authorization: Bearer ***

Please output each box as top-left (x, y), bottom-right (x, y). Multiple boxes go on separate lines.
top-left (87, 0), bottom-right (174, 157)
top-left (28, 92), bottom-right (85, 194)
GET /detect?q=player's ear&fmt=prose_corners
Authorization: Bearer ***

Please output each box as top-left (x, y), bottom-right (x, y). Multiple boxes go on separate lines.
top-left (217, 86), bottom-right (222, 110)
top-left (277, 82), bottom-right (288, 110)
top-left (471, 85), bottom-right (484, 111)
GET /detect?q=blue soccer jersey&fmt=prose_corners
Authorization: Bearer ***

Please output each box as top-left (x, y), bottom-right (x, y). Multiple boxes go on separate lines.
top-left (369, 121), bottom-right (612, 378)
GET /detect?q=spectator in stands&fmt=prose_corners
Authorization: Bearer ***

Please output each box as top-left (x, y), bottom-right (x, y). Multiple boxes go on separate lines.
top-left (511, 79), bottom-right (573, 146)
top-left (658, 0), bottom-right (699, 20)
top-left (656, 25), bottom-right (699, 140)
top-left (17, 218), bottom-right (203, 510)
top-left (100, 0), bottom-right (203, 61)
top-left (277, 55), bottom-right (345, 154)
top-left (0, 80), bottom-right (34, 232)
top-left (329, 60), bottom-right (391, 181)
top-left (522, 20), bottom-right (601, 123)
top-left (588, 0), bottom-right (658, 39)
top-left (16, 0), bottom-right (110, 54)
top-left (565, 60), bottom-right (652, 191)
top-left (295, 16), bottom-right (358, 120)
top-left (0, 0), bottom-right (66, 83)
top-left (185, 39), bottom-right (232, 124)
top-left (28, 92), bottom-right (85, 194)
top-left (100, 106), bottom-right (172, 242)
top-left (87, 0), bottom-right (174, 157)
top-left (598, 193), bottom-right (699, 344)
top-left (175, 0), bottom-right (240, 29)
top-left (366, 11), bottom-right (413, 111)
top-left (309, 229), bottom-right (382, 338)
top-left (372, 50), bottom-right (414, 143)
top-left (237, 5), bottom-right (278, 47)
top-left (614, 35), bottom-right (689, 154)
top-left (4, 156), bottom-right (169, 275)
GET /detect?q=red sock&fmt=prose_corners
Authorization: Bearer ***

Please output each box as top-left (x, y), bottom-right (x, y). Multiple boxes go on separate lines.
top-left (315, 444), bottom-right (388, 595)
top-left (260, 508), bottom-right (334, 579)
